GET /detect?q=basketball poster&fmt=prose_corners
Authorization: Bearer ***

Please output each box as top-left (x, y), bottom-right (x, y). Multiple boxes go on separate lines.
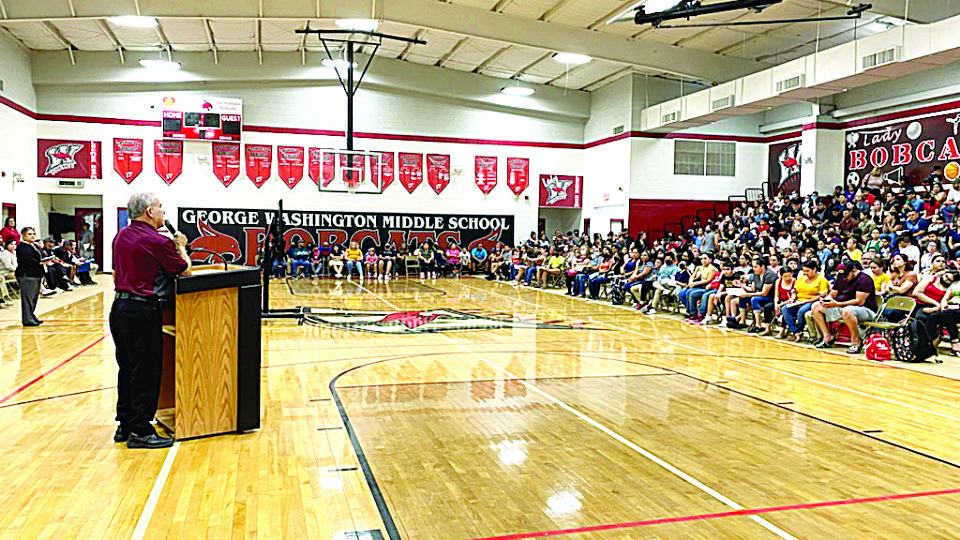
top-left (213, 142), bottom-right (241, 187)
top-left (370, 151), bottom-right (395, 190)
top-left (427, 154), bottom-right (451, 194)
top-left (245, 144), bottom-right (272, 188)
top-left (398, 152), bottom-right (423, 193)
top-left (113, 138), bottom-right (143, 184)
top-left (506, 157), bottom-right (529, 196)
top-left (37, 139), bottom-right (102, 179)
top-left (539, 174), bottom-right (582, 208)
top-left (277, 146), bottom-right (304, 189)
top-left (475, 156), bottom-right (497, 195)
top-left (154, 140), bottom-right (183, 185)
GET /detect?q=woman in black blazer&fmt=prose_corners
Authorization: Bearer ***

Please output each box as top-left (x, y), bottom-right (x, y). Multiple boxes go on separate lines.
top-left (15, 227), bottom-right (47, 327)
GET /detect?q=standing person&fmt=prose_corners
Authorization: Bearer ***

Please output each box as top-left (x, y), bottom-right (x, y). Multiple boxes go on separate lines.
top-left (1, 217), bottom-right (20, 246)
top-left (15, 227), bottom-right (49, 326)
top-left (111, 193), bottom-right (191, 449)
top-left (79, 222), bottom-right (95, 259)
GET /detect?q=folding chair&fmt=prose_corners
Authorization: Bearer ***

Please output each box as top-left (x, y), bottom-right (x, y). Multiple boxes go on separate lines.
top-left (404, 256), bottom-right (420, 277)
top-left (858, 296), bottom-right (916, 353)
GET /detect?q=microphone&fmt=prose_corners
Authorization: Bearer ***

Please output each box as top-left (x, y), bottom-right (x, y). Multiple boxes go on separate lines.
top-left (164, 220), bottom-right (177, 235)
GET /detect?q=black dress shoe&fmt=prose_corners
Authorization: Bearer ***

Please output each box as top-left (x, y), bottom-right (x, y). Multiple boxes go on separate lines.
top-left (127, 433), bottom-right (174, 449)
top-left (114, 426), bottom-right (130, 443)
top-left (23, 322), bottom-right (41, 327)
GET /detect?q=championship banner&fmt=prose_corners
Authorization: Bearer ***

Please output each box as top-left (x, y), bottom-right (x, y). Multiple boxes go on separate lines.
top-left (769, 140), bottom-right (802, 196)
top-left (38, 139), bottom-right (102, 179)
top-left (370, 151), bottom-right (395, 190)
top-left (845, 110), bottom-right (960, 189)
top-left (277, 146), bottom-right (304, 189)
top-left (506, 157), bottom-right (529, 197)
top-left (539, 175), bottom-right (583, 208)
top-left (212, 142), bottom-right (241, 187)
top-left (178, 207), bottom-right (515, 267)
top-left (426, 154), bottom-right (451, 194)
top-left (113, 138), bottom-right (143, 184)
top-left (322, 151), bottom-right (336, 186)
top-left (154, 140), bottom-right (183, 185)
top-left (475, 156), bottom-right (498, 195)
top-left (308, 148), bottom-right (323, 185)
top-left (245, 144), bottom-right (272, 188)
top-left (398, 152), bottom-right (423, 193)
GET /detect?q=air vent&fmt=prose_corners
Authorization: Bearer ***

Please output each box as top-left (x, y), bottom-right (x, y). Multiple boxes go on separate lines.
top-left (58, 179), bottom-right (84, 188)
top-left (711, 95), bottom-right (735, 111)
top-left (612, 125), bottom-right (624, 135)
top-left (661, 111), bottom-right (679, 124)
top-left (862, 46), bottom-right (900, 70)
top-left (775, 74), bottom-right (805, 93)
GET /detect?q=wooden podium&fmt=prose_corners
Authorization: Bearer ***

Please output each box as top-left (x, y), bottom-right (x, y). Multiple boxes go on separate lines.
top-left (158, 265), bottom-right (261, 439)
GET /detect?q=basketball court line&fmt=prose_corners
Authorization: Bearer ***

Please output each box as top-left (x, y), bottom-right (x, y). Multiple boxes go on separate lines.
top-left (463, 281), bottom-right (960, 425)
top-left (0, 386), bottom-right (115, 409)
top-left (466, 486), bottom-right (960, 540)
top-left (130, 442), bottom-right (181, 540)
top-left (350, 280), bottom-right (798, 540)
top-left (0, 333), bottom-right (108, 405)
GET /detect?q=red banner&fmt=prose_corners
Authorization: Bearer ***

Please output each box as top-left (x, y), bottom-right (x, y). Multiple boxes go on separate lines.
top-left (369, 151), bottom-right (394, 190)
top-left (539, 174), bottom-right (583, 208)
top-left (277, 146), bottom-right (304, 189)
top-left (38, 139), bottom-right (102, 179)
top-left (245, 144), bottom-right (272, 188)
top-left (154, 140), bottom-right (183, 185)
top-left (506, 157), bottom-right (529, 197)
top-left (213, 142), bottom-right (241, 187)
top-left (113, 138), bottom-right (143, 184)
top-left (426, 154), bottom-right (451, 194)
top-left (475, 156), bottom-right (498, 195)
top-left (322, 151), bottom-right (336, 186)
top-left (308, 148), bottom-right (322, 185)
top-left (398, 152), bottom-right (423, 193)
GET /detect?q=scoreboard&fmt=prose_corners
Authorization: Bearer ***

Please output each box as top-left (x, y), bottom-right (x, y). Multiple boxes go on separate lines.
top-left (161, 96), bottom-right (242, 142)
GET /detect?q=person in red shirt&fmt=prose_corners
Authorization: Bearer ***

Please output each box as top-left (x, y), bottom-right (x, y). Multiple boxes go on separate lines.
top-left (0, 217), bottom-right (20, 246)
top-left (111, 193), bottom-right (191, 449)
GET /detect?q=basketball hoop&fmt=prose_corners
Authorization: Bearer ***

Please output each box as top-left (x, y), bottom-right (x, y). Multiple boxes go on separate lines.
top-left (319, 149), bottom-right (384, 195)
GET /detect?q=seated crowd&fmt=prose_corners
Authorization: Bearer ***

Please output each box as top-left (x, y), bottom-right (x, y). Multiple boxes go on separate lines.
top-left (264, 236), bottom-right (493, 281)
top-left (489, 178), bottom-right (960, 356)
top-left (0, 217), bottom-right (99, 309)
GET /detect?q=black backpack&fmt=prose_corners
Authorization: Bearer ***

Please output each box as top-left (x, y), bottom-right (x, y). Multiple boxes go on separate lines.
top-left (609, 278), bottom-right (626, 305)
top-left (889, 320), bottom-right (940, 363)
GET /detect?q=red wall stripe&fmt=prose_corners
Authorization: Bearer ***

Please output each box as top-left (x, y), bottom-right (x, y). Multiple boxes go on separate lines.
top-left (0, 94), bottom-right (37, 119)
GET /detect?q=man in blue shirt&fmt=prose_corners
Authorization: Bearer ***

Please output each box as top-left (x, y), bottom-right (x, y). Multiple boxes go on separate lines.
top-left (904, 210), bottom-right (929, 239)
top-left (470, 244), bottom-right (489, 275)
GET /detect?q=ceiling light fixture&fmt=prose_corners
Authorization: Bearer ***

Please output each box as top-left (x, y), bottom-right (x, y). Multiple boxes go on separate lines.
top-left (322, 58), bottom-right (357, 69)
top-left (107, 15), bottom-right (159, 28)
top-left (334, 19), bottom-right (380, 32)
top-left (552, 52), bottom-right (592, 65)
top-left (500, 86), bottom-right (535, 96)
top-left (139, 59), bottom-right (182, 70)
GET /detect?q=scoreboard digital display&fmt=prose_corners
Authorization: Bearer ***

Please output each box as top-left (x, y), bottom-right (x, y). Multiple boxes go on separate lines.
top-left (161, 96), bottom-right (242, 142)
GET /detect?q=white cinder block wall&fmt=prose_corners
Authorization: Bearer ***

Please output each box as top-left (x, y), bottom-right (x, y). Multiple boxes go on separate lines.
top-left (0, 34), bottom-right (39, 230)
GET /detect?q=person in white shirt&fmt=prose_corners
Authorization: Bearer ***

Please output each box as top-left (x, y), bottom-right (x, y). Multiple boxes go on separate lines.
top-left (0, 239), bottom-right (16, 278)
top-left (897, 235), bottom-right (921, 264)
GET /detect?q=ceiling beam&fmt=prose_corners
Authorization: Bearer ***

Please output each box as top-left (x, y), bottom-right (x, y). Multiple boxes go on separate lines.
top-left (588, 0), bottom-right (641, 30)
top-left (472, 44), bottom-right (511, 74)
top-left (713, 6), bottom-right (844, 57)
top-left (41, 21), bottom-right (76, 64)
top-left (256, 19), bottom-right (262, 64)
top-left (538, 0), bottom-right (579, 22)
top-left (203, 18), bottom-right (219, 64)
top-left (436, 36), bottom-right (469, 68)
top-left (154, 22), bottom-right (172, 53)
top-left (509, 51), bottom-right (551, 80)
top-left (546, 61), bottom-right (589, 85)
top-left (490, 0), bottom-right (515, 13)
top-left (0, 0), bottom-right (7, 19)
top-left (580, 66), bottom-right (631, 91)
top-left (397, 28), bottom-right (425, 60)
top-left (95, 19), bottom-right (125, 63)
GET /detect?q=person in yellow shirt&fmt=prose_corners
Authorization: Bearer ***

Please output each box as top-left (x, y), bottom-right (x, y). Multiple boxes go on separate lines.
top-left (781, 259), bottom-right (829, 342)
top-left (536, 247), bottom-right (565, 288)
top-left (867, 259), bottom-right (891, 294)
top-left (843, 237), bottom-right (863, 263)
top-left (344, 241), bottom-right (364, 280)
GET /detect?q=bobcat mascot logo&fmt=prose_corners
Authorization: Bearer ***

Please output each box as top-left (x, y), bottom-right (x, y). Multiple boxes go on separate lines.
top-left (189, 219), bottom-right (243, 264)
top-left (301, 308), bottom-right (588, 334)
top-left (44, 143), bottom-right (84, 176)
top-left (542, 175), bottom-right (573, 205)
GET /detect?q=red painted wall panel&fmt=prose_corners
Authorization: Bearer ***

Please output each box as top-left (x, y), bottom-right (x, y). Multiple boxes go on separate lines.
top-left (629, 199), bottom-right (728, 240)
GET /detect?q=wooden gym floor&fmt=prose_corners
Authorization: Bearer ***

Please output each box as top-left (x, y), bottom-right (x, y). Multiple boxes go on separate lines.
top-left (3, 275), bottom-right (960, 539)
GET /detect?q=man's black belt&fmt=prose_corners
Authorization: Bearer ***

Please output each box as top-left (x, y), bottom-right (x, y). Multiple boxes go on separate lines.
top-left (115, 291), bottom-right (158, 303)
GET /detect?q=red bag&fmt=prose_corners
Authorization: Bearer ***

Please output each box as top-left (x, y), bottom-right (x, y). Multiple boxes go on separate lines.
top-left (865, 334), bottom-right (892, 361)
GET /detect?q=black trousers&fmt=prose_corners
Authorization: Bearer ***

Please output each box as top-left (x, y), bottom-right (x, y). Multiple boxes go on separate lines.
top-left (110, 298), bottom-right (163, 436)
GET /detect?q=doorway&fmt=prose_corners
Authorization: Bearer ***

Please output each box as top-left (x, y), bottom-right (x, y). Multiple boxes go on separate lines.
top-left (1, 203), bottom-right (14, 228)
top-left (76, 208), bottom-right (104, 264)
top-left (583, 218), bottom-right (591, 238)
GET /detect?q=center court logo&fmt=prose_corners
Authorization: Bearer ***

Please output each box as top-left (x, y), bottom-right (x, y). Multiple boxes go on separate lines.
top-left (301, 307), bottom-right (588, 334)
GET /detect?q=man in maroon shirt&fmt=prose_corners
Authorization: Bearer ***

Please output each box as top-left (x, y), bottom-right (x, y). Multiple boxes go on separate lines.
top-left (112, 193), bottom-right (191, 449)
